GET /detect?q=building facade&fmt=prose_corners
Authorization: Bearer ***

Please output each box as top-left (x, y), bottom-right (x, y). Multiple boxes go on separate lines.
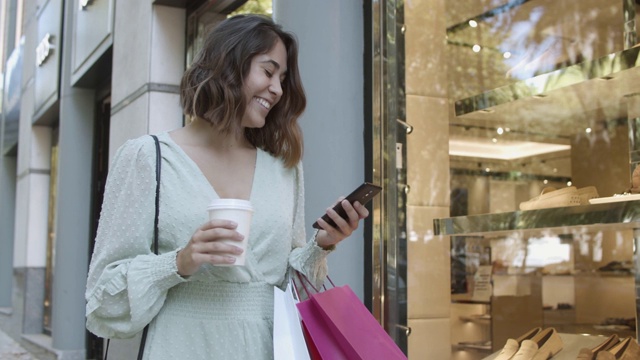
top-left (0, 0), bottom-right (372, 359)
top-left (2, 0), bottom-right (639, 359)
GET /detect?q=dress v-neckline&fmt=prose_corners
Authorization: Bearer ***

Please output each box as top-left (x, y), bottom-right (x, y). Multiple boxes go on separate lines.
top-left (161, 132), bottom-right (260, 202)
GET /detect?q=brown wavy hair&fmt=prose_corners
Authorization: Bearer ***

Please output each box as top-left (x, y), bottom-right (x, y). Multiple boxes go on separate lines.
top-left (180, 14), bottom-right (306, 167)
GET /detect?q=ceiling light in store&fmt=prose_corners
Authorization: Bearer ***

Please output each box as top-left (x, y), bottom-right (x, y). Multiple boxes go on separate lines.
top-left (567, 181), bottom-right (572, 186)
top-left (472, 44), bottom-right (482, 52)
top-left (497, 127), bottom-right (504, 135)
top-left (469, 20), bottom-right (478, 27)
top-left (449, 137), bottom-right (571, 160)
top-left (585, 128), bottom-right (592, 134)
top-left (503, 51), bottom-right (512, 59)
top-left (543, 179), bottom-right (548, 184)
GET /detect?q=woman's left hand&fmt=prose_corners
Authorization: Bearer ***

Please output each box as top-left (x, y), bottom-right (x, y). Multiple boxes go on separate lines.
top-left (314, 199), bottom-right (370, 249)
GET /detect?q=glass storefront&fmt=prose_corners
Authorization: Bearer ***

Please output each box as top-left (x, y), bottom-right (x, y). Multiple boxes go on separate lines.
top-left (373, 0), bottom-right (640, 358)
top-left (43, 128), bottom-right (58, 334)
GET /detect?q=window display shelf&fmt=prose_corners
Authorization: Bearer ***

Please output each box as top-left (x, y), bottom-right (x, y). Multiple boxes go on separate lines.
top-left (543, 272), bottom-right (634, 278)
top-left (434, 200), bottom-right (640, 237)
top-left (452, 293), bottom-right (491, 305)
top-left (443, 200), bottom-right (640, 357)
top-left (482, 333), bottom-right (630, 360)
top-left (453, 342), bottom-right (492, 352)
top-left (454, 46), bottom-right (640, 118)
top-left (460, 314), bottom-right (492, 323)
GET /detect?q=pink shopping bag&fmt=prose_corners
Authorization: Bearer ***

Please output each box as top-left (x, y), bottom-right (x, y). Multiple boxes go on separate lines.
top-left (296, 295), bottom-right (351, 360)
top-left (311, 285), bottom-right (407, 360)
top-left (295, 273), bottom-right (406, 360)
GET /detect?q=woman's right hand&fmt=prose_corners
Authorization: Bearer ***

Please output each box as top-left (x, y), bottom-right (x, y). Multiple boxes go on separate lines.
top-left (176, 219), bottom-right (245, 276)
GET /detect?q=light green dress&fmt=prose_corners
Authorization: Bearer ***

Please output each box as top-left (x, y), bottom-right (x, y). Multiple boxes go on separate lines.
top-left (85, 132), bottom-right (331, 360)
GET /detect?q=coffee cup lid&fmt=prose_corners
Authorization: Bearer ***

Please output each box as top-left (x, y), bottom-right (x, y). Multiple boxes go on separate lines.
top-left (207, 198), bottom-right (254, 211)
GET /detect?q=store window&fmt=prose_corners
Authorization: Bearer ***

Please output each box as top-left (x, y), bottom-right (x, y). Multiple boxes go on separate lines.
top-left (440, 2), bottom-right (638, 356)
top-left (373, 0), bottom-right (640, 358)
top-left (447, 0), bottom-right (638, 358)
top-left (43, 127), bottom-right (59, 334)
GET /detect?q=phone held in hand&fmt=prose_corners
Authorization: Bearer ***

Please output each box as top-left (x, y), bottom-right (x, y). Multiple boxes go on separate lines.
top-left (312, 182), bottom-right (382, 229)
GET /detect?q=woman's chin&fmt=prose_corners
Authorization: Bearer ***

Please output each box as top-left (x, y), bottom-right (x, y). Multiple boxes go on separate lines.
top-left (242, 119), bottom-right (266, 129)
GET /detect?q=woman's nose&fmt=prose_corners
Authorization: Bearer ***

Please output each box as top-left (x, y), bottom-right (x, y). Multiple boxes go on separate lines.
top-left (269, 80), bottom-right (283, 97)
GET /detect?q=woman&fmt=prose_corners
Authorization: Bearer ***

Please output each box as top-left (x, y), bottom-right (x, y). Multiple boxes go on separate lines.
top-left (85, 14), bottom-right (369, 359)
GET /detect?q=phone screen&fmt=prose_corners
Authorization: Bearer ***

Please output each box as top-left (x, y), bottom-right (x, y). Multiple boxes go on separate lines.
top-left (312, 182), bottom-right (382, 229)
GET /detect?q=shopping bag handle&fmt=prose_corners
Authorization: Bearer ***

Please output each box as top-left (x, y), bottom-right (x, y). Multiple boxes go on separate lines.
top-left (295, 271), bottom-right (316, 298)
top-left (290, 271), bottom-right (302, 301)
top-left (295, 271), bottom-right (335, 298)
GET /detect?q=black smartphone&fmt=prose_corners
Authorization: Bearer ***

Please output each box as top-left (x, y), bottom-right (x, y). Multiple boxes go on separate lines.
top-left (312, 182), bottom-right (382, 229)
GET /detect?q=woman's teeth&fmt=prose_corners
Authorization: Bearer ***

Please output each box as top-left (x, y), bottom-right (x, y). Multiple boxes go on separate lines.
top-left (255, 97), bottom-right (271, 109)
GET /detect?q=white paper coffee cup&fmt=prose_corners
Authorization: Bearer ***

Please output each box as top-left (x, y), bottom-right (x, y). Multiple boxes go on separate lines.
top-left (207, 199), bottom-right (254, 266)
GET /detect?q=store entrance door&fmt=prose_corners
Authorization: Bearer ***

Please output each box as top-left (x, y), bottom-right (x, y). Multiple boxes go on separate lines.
top-left (86, 95), bottom-right (110, 360)
top-left (367, 0), bottom-right (409, 354)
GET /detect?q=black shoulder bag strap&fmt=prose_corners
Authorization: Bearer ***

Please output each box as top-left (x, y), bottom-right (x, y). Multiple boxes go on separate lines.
top-left (137, 134), bottom-right (162, 359)
top-left (104, 135), bottom-right (161, 360)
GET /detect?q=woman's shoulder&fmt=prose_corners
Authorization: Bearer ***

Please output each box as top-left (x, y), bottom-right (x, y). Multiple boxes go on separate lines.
top-left (259, 148), bottom-right (302, 175)
top-left (111, 134), bottom-right (160, 168)
top-left (118, 133), bottom-right (162, 154)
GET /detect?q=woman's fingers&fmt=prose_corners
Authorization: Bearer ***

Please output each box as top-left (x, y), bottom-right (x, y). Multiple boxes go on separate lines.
top-left (191, 252), bottom-right (237, 266)
top-left (335, 200), bottom-right (360, 230)
top-left (199, 219), bottom-right (238, 232)
top-left (177, 220), bottom-right (246, 275)
top-left (353, 201), bottom-right (369, 219)
top-left (192, 226), bottom-right (243, 244)
top-left (190, 236), bottom-right (244, 255)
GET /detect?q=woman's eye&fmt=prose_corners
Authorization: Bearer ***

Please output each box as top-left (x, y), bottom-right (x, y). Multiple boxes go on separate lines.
top-left (264, 70), bottom-right (273, 77)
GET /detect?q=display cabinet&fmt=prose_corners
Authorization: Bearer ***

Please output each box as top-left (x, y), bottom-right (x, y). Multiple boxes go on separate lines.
top-left (441, 0), bottom-right (640, 357)
top-left (436, 200), bottom-right (640, 359)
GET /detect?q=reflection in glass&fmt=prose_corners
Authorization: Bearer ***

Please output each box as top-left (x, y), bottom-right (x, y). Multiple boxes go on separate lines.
top-left (446, 0), bottom-right (624, 98)
top-left (451, 228), bottom-right (636, 356)
top-left (440, 0), bottom-right (638, 358)
top-left (446, 0), bottom-right (633, 211)
top-left (44, 129), bottom-right (59, 334)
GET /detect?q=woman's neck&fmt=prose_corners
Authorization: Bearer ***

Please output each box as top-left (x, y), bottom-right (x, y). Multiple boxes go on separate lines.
top-left (181, 117), bottom-right (252, 150)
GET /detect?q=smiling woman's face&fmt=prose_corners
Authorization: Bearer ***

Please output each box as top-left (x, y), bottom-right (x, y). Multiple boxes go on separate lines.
top-left (241, 39), bottom-right (288, 129)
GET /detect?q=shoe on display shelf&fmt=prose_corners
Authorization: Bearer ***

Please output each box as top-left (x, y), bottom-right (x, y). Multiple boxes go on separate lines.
top-left (597, 261), bottom-right (633, 274)
top-left (494, 327), bottom-right (542, 360)
top-left (590, 164), bottom-right (640, 204)
top-left (629, 164), bottom-right (640, 194)
top-left (576, 334), bottom-right (619, 360)
top-left (509, 327), bottom-right (563, 360)
top-left (595, 336), bottom-right (640, 360)
top-left (519, 186), bottom-right (581, 211)
top-left (588, 193), bottom-right (640, 204)
top-left (576, 186), bottom-right (599, 205)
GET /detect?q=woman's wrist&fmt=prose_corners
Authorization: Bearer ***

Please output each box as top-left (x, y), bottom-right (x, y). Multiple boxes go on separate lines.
top-left (314, 230), bottom-right (336, 251)
top-left (175, 249), bottom-right (194, 277)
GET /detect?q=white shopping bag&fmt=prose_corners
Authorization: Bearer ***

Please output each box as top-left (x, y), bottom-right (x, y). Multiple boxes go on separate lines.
top-left (273, 281), bottom-right (311, 360)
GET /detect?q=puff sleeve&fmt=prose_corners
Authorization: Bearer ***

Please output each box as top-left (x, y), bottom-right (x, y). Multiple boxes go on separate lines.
top-left (85, 137), bottom-right (186, 339)
top-left (288, 162), bottom-right (332, 289)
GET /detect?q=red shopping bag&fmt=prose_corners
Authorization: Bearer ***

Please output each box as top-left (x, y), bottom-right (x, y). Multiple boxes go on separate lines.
top-left (296, 274), bottom-right (407, 360)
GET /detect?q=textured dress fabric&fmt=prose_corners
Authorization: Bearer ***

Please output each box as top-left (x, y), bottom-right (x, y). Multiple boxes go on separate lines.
top-left (85, 132), bottom-right (331, 360)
